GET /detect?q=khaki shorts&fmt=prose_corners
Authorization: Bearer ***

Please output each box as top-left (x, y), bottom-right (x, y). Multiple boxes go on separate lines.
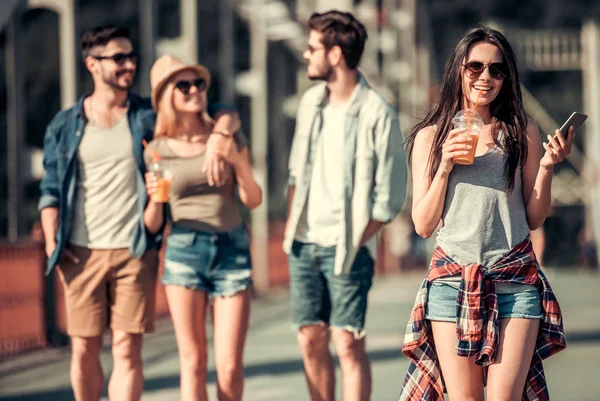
top-left (56, 245), bottom-right (159, 337)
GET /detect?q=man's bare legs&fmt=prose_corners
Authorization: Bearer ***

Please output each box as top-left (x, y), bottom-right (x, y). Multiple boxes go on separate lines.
top-left (70, 336), bottom-right (105, 401)
top-left (332, 328), bottom-right (371, 401)
top-left (297, 324), bottom-right (336, 401)
top-left (107, 331), bottom-right (144, 401)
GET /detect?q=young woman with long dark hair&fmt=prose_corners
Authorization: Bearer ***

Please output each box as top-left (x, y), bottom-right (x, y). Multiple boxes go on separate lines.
top-left (399, 25), bottom-right (569, 401)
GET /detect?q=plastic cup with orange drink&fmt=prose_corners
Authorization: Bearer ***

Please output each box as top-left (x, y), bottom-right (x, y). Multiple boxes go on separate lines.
top-left (148, 152), bottom-right (172, 203)
top-left (452, 109), bottom-right (484, 165)
top-left (452, 89), bottom-right (485, 165)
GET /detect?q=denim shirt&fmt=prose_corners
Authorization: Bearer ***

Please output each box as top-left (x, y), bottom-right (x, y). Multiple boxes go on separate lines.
top-left (38, 93), bottom-right (157, 275)
top-left (284, 74), bottom-right (407, 274)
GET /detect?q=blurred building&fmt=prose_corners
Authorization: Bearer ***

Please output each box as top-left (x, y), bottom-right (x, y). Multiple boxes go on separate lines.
top-left (1, 0), bottom-right (599, 270)
top-left (0, 0), bottom-right (432, 357)
top-left (0, 0), bottom-right (433, 281)
top-left (1, 0), bottom-right (599, 358)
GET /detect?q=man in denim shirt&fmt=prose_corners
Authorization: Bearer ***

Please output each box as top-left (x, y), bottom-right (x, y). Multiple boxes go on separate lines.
top-left (284, 11), bottom-right (407, 401)
top-left (39, 25), bottom-right (239, 401)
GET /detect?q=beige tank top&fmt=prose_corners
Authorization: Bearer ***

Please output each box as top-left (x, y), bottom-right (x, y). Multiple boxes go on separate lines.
top-left (144, 134), bottom-right (247, 233)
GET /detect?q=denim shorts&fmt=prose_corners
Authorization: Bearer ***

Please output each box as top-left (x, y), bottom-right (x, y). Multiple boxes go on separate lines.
top-left (288, 241), bottom-right (375, 337)
top-left (425, 281), bottom-right (543, 322)
top-left (163, 224), bottom-right (253, 297)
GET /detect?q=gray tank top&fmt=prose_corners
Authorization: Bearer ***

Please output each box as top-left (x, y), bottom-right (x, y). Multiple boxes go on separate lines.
top-left (432, 126), bottom-right (536, 293)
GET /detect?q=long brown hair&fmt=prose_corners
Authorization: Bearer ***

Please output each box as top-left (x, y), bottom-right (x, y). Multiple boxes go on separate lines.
top-left (405, 25), bottom-right (528, 190)
top-left (154, 78), bottom-right (214, 138)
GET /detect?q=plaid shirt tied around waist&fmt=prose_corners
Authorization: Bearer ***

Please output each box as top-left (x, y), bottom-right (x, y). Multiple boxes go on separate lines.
top-left (399, 237), bottom-right (566, 401)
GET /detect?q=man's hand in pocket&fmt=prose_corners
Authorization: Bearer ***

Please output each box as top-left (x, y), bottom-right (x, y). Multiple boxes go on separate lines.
top-left (46, 242), bottom-right (80, 264)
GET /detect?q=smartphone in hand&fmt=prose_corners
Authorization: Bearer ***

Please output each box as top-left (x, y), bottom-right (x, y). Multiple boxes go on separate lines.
top-left (558, 112), bottom-right (587, 140)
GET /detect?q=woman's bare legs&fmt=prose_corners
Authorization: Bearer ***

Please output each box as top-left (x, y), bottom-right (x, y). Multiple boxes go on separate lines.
top-left (486, 318), bottom-right (540, 401)
top-left (166, 285), bottom-right (209, 401)
top-left (430, 321), bottom-right (485, 401)
top-left (212, 289), bottom-right (251, 401)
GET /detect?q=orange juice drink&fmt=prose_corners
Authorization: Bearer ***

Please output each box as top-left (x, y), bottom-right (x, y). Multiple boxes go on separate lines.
top-left (147, 150), bottom-right (172, 203)
top-left (452, 109), bottom-right (484, 165)
top-left (152, 177), bottom-right (172, 203)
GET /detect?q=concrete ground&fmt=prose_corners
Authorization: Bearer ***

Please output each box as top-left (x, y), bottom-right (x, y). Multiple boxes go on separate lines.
top-left (1, 269), bottom-right (599, 401)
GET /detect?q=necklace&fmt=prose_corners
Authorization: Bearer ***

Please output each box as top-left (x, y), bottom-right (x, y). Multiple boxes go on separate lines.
top-left (87, 96), bottom-right (130, 128)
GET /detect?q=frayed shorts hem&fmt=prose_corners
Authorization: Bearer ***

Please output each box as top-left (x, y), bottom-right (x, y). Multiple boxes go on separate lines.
top-left (291, 321), bottom-right (367, 339)
top-left (424, 313), bottom-right (543, 322)
top-left (161, 278), bottom-right (252, 298)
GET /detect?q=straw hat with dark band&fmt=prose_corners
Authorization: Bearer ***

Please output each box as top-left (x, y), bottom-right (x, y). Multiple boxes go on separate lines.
top-left (150, 55), bottom-right (211, 110)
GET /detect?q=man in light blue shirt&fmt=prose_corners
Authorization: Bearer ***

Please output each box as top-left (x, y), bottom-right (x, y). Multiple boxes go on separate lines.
top-left (284, 10), bottom-right (407, 401)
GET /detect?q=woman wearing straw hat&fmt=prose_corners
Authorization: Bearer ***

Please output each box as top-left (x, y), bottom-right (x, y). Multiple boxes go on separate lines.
top-left (144, 55), bottom-right (262, 401)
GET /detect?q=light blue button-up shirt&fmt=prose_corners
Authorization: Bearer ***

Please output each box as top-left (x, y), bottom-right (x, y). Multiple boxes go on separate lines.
top-left (284, 74), bottom-right (408, 274)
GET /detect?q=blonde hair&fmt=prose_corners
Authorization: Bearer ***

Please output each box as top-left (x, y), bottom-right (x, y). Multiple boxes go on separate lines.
top-left (154, 78), bottom-right (214, 138)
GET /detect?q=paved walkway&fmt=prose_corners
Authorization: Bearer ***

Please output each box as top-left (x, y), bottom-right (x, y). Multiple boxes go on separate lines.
top-left (1, 270), bottom-right (599, 400)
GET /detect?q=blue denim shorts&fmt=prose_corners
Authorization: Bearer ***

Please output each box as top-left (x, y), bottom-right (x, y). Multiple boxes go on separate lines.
top-left (288, 241), bottom-right (374, 337)
top-left (163, 224), bottom-right (253, 297)
top-left (425, 281), bottom-right (543, 322)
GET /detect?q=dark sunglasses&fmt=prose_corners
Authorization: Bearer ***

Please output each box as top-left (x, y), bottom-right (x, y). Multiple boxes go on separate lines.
top-left (306, 45), bottom-right (327, 54)
top-left (174, 78), bottom-right (207, 94)
top-left (93, 51), bottom-right (137, 66)
top-left (463, 61), bottom-right (508, 80)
